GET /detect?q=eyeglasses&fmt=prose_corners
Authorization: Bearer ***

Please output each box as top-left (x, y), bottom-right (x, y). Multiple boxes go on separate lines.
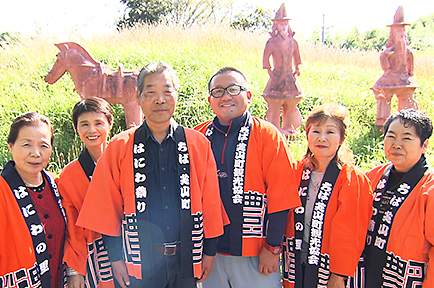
top-left (209, 84), bottom-right (247, 98)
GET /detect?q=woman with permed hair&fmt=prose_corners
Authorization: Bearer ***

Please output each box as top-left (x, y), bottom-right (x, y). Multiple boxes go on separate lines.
top-left (0, 112), bottom-right (66, 288)
top-left (282, 103), bottom-right (373, 288)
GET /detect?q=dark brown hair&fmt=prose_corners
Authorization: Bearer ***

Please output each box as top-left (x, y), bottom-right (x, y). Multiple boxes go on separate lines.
top-left (72, 97), bottom-right (113, 130)
top-left (384, 109), bottom-right (433, 146)
top-left (8, 112), bottom-right (54, 146)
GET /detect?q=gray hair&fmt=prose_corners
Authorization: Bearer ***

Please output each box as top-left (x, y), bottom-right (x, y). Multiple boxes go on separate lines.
top-left (136, 62), bottom-right (180, 97)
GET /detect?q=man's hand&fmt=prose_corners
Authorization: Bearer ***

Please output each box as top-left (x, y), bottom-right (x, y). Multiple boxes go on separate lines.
top-left (111, 260), bottom-right (131, 288)
top-left (196, 255), bottom-right (215, 283)
top-left (327, 273), bottom-right (346, 288)
top-left (258, 246), bottom-right (280, 276)
top-left (67, 274), bottom-right (85, 288)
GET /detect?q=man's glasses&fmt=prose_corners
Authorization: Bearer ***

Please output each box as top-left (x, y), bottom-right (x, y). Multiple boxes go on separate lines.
top-left (210, 84), bottom-right (247, 98)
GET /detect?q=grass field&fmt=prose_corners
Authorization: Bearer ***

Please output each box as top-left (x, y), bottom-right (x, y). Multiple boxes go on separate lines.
top-left (1, 24), bottom-right (433, 172)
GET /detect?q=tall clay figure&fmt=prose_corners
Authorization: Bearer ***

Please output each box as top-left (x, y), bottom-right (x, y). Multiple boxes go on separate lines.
top-left (262, 3), bottom-right (303, 136)
top-left (371, 6), bottom-right (419, 127)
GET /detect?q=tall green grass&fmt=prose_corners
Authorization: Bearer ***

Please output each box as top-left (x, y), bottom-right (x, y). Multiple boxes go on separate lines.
top-left (1, 24), bottom-right (433, 173)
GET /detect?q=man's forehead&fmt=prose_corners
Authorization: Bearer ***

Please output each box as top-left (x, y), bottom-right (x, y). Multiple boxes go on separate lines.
top-left (211, 71), bottom-right (247, 87)
top-left (143, 72), bottom-right (174, 88)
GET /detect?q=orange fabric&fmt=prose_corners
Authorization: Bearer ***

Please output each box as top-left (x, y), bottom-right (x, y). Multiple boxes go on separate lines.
top-left (195, 117), bottom-right (301, 256)
top-left (283, 159), bottom-right (373, 287)
top-left (0, 172), bottom-right (62, 287)
top-left (58, 158), bottom-right (114, 287)
top-left (366, 163), bottom-right (434, 287)
top-left (77, 126), bottom-right (226, 279)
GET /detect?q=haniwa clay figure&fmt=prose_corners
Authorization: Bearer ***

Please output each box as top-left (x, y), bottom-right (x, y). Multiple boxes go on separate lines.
top-left (45, 42), bottom-right (142, 128)
top-left (262, 3), bottom-right (303, 136)
top-left (371, 6), bottom-right (419, 127)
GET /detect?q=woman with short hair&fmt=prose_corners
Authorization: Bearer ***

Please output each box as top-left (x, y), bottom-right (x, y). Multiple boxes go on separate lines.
top-left (282, 104), bottom-right (373, 288)
top-left (0, 111), bottom-right (66, 288)
top-left (57, 97), bottom-right (115, 288)
top-left (356, 109), bottom-right (434, 287)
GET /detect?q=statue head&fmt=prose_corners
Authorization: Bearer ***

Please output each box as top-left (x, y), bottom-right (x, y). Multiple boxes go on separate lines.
top-left (271, 3), bottom-right (293, 38)
top-left (385, 6), bottom-right (410, 49)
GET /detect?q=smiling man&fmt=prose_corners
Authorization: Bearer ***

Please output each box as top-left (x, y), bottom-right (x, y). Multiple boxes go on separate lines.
top-left (195, 67), bottom-right (301, 288)
top-left (77, 62), bottom-right (227, 288)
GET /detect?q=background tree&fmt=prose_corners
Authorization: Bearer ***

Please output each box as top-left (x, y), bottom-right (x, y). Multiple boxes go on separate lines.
top-left (117, 0), bottom-right (172, 28)
top-left (117, 0), bottom-right (232, 28)
top-left (230, 7), bottom-right (272, 32)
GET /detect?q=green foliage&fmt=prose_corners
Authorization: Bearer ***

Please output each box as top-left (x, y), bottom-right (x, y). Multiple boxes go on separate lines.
top-left (1, 24), bottom-right (434, 174)
top-left (408, 13), bottom-right (434, 51)
top-left (230, 7), bottom-right (273, 32)
top-left (117, 0), bottom-right (173, 27)
top-left (117, 0), bottom-right (230, 28)
top-left (315, 13), bottom-right (434, 52)
top-left (0, 32), bottom-right (19, 48)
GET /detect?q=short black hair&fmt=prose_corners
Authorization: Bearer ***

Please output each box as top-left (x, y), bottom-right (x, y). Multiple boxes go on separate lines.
top-left (72, 97), bottom-right (113, 130)
top-left (384, 109), bottom-right (433, 145)
top-left (208, 67), bottom-right (247, 92)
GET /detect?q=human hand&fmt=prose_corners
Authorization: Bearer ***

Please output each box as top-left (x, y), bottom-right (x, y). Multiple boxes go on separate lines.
top-left (67, 274), bottom-right (85, 288)
top-left (258, 246), bottom-right (280, 275)
top-left (196, 255), bottom-right (215, 283)
top-left (294, 67), bottom-right (300, 77)
top-left (267, 68), bottom-right (274, 78)
top-left (111, 260), bottom-right (131, 288)
top-left (327, 273), bottom-right (346, 288)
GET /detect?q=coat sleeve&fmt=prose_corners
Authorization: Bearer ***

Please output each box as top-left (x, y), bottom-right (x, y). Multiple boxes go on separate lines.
top-left (76, 134), bottom-right (131, 236)
top-left (329, 165), bottom-right (373, 276)
top-left (423, 184), bottom-right (434, 287)
top-left (259, 121), bottom-right (301, 214)
top-left (58, 161), bottom-right (93, 276)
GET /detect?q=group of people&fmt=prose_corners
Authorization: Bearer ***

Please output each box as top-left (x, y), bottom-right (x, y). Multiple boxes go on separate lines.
top-left (0, 62), bottom-right (433, 288)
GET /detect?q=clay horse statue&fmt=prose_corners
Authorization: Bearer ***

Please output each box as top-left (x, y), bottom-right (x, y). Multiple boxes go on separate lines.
top-left (45, 42), bottom-right (142, 128)
top-left (371, 6), bottom-right (419, 127)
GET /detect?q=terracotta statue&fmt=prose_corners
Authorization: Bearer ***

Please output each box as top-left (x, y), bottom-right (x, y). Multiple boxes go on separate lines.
top-left (262, 3), bottom-right (303, 136)
top-left (371, 6), bottom-right (419, 127)
top-left (45, 42), bottom-right (142, 128)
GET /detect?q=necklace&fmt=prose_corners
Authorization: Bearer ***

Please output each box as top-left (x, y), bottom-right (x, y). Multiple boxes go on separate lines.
top-left (24, 177), bottom-right (45, 192)
top-left (308, 171), bottom-right (324, 200)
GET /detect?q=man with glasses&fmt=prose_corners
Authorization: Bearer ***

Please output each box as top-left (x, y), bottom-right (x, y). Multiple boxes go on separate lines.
top-left (195, 67), bottom-right (301, 288)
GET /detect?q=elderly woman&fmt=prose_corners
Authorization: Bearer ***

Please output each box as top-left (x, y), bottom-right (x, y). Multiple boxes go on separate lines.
top-left (282, 104), bottom-right (373, 288)
top-left (57, 97), bottom-right (115, 288)
top-left (356, 109), bottom-right (434, 287)
top-left (0, 112), bottom-right (66, 288)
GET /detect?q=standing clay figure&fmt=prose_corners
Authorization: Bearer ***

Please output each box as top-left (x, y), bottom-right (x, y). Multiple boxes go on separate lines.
top-left (262, 3), bottom-right (303, 136)
top-left (371, 6), bottom-right (419, 127)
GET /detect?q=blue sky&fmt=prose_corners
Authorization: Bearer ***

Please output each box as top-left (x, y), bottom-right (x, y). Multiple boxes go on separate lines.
top-left (1, 0), bottom-right (433, 38)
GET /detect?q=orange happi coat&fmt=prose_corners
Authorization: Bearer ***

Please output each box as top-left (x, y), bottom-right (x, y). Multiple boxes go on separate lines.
top-left (0, 171), bottom-right (64, 288)
top-left (76, 125), bottom-right (227, 279)
top-left (283, 159), bottom-right (373, 287)
top-left (58, 156), bottom-right (114, 287)
top-left (195, 116), bottom-right (301, 256)
top-left (362, 163), bottom-right (434, 287)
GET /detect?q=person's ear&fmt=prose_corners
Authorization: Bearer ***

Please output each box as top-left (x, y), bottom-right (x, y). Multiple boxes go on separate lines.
top-left (246, 91), bottom-right (252, 103)
top-left (422, 139), bottom-right (429, 154)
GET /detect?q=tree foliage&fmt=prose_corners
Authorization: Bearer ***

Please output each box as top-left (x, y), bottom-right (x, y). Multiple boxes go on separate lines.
top-left (0, 32), bottom-right (19, 48)
top-left (309, 12), bottom-right (434, 52)
top-left (230, 7), bottom-right (272, 32)
top-left (117, 0), bottom-right (232, 28)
